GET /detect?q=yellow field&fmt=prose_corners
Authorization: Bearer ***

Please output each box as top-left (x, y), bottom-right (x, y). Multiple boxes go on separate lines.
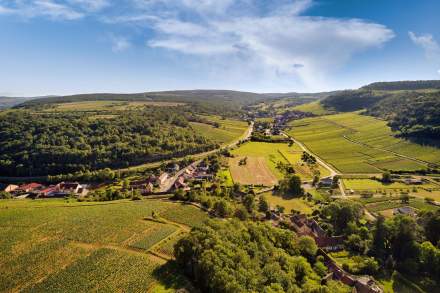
top-left (229, 156), bottom-right (278, 186)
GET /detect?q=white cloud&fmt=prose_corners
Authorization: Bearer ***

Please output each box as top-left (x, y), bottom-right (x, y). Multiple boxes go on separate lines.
top-left (409, 31), bottom-right (440, 61)
top-left (143, 2), bottom-right (394, 89)
top-left (110, 35), bottom-right (131, 52)
top-left (68, 0), bottom-right (109, 12)
top-left (0, 0), bottom-right (84, 20)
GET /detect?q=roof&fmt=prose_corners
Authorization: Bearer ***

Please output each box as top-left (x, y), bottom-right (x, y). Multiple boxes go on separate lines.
top-left (19, 183), bottom-right (43, 190)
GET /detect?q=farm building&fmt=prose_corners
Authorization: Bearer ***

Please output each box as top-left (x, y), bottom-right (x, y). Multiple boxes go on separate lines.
top-left (17, 183), bottom-right (43, 193)
top-left (318, 177), bottom-right (333, 188)
top-left (38, 186), bottom-right (58, 197)
top-left (157, 173), bottom-right (169, 185)
top-left (290, 214), bottom-right (344, 251)
top-left (393, 206), bottom-right (417, 217)
top-left (3, 184), bottom-right (19, 193)
top-left (403, 178), bottom-right (423, 185)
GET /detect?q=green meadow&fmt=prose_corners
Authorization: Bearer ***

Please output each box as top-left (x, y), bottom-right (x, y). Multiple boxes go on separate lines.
top-left (288, 113), bottom-right (440, 173)
top-left (0, 199), bottom-right (207, 292)
top-left (190, 115), bottom-right (248, 146)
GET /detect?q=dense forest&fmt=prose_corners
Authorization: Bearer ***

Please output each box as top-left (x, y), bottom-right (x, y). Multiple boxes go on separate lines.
top-left (366, 91), bottom-right (440, 140)
top-left (175, 219), bottom-right (350, 293)
top-left (0, 108), bottom-right (216, 176)
top-left (362, 80), bottom-right (440, 91)
top-left (321, 90), bottom-right (385, 112)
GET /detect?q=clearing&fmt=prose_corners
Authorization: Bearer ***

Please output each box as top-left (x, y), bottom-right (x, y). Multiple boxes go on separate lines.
top-left (44, 100), bottom-right (184, 112)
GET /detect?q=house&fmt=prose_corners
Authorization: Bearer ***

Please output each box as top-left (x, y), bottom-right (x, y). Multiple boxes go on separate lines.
top-left (393, 206), bottom-right (417, 217)
top-left (129, 180), bottom-right (154, 194)
top-left (166, 163), bottom-right (180, 173)
top-left (291, 214), bottom-right (344, 251)
top-left (57, 182), bottom-right (82, 194)
top-left (318, 177), bottom-right (333, 188)
top-left (3, 184), bottom-right (19, 193)
top-left (157, 173), bottom-right (169, 185)
top-left (403, 178), bottom-right (423, 185)
top-left (38, 186), bottom-right (58, 197)
top-left (174, 176), bottom-right (190, 191)
top-left (17, 183), bottom-right (43, 193)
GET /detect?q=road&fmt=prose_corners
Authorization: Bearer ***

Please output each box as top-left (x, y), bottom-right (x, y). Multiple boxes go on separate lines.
top-left (281, 131), bottom-right (340, 178)
top-left (158, 122), bottom-right (254, 193)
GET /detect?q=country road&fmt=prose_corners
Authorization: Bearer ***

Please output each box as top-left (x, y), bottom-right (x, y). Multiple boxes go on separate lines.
top-left (158, 122), bottom-right (254, 193)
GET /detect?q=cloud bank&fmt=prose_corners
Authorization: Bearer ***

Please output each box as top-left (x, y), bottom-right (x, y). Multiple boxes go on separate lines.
top-left (0, 0), bottom-right (396, 90)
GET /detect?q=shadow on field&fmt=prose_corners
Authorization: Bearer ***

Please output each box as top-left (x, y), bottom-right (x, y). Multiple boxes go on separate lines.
top-left (152, 261), bottom-right (199, 292)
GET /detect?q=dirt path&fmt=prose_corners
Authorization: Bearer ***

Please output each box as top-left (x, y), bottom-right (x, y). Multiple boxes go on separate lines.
top-left (282, 132), bottom-right (340, 177)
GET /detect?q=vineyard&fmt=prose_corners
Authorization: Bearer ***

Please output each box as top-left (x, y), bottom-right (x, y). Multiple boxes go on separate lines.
top-left (0, 199), bottom-right (208, 292)
top-left (159, 203), bottom-right (209, 228)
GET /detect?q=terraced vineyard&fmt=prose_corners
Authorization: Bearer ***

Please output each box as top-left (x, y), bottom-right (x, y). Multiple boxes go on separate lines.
top-left (0, 199), bottom-right (207, 292)
top-left (288, 113), bottom-right (440, 173)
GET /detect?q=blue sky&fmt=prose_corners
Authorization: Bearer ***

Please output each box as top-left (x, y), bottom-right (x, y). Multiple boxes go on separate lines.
top-left (0, 0), bottom-right (439, 96)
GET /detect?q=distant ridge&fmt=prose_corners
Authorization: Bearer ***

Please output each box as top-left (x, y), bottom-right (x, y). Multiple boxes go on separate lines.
top-left (361, 80), bottom-right (440, 91)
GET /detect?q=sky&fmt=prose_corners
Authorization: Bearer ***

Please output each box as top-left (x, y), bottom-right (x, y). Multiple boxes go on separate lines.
top-left (0, 0), bottom-right (439, 96)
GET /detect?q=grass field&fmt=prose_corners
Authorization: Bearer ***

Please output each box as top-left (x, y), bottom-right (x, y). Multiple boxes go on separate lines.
top-left (288, 113), bottom-right (440, 173)
top-left (291, 101), bottom-right (334, 115)
top-left (263, 192), bottom-right (313, 214)
top-left (44, 100), bottom-right (184, 112)
top-left (342, 179), bottom-right (440, 200)
top-left (0, 199), bottom-right (207, 292)
top-left (190, 115), bottom-right (248, 146)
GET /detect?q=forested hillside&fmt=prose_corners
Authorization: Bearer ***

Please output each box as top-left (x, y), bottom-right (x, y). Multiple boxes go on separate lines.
top-left (0, 108), bottom-right (215, 176)
top-left (366, 91), bottom-right (440, 140)
top-left (362, 80), bottom-right (440, 91)
top-left (320, 84), bottom-right (440, 141)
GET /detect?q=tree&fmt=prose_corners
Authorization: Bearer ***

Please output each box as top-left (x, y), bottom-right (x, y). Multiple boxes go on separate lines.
top-left (258, 196), bottom-right (269, 213)
top-left (234, 206), bottom-right (249, 221)
top-left (298, 236), bottom-right (318, 260)
top-left (214, 200), bottom-right (232, 218)
top-left (424, 211), bottom-right (440, 245)
top-left (279, 175), bottom-right (303, 197)
top-left (382, 172), bottom-right (392, 183)
top-left (0, 191), bottom-right (11, 199)
top-left (322, 200), bottom-right (363, 234)
top-left (243, 194), bottom-right (255, 213)
top-left (345, 234), bottom-right (366, 254)
top-left (400, 193), bottom-right (410, 204)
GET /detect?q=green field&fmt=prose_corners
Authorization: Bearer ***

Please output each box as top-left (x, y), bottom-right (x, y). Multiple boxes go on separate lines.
top-left (190, 115), bottom-right (248, 146)
top-left (364, 197), bottom-right (439, 213)
top-left (44, 100), bottom-right (184, 112)
top-left (263, 192), bottom-right (313, 214)
top-left (0, 199), bottom-right (207, 292)
top-left (291, 101), bottom-right (334, 115)
top-left (288, 113), bottom-right (440, 173)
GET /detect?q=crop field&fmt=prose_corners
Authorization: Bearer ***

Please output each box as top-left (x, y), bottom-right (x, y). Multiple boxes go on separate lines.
top-left (291, 101), bottom-right (334, 115)
top-left (288, 113), bottom-right (440, 173)
top-left (159, 203), bottom-right (209, 228)
top-left (154, 231), bottom-right (187, 258)
top-left (44, 100), bottom-right (184, 112)
top-left (364, 197), bottom-right (439, 213)
top-left (190, 115), bottom-right (248, 146)
top-left (229, 156), bottom-right (278, 186)
top-left (130, 224), bottom-right (178, 251)
top-left (262, 192), bottom-right (313, 214)
top-left (230, 142), bottom-right (330, 183)
top-left (0, 199), bottom-right (206, 292)
top-left (342, 179), bottom-right (440, 200)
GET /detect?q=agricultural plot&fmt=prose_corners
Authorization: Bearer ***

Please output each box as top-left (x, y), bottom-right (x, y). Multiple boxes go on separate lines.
top-left (229, 156), bottom-right (278, 186)
top-left (288, 113), bottom-right (440, 173)
top-left (291, 101), bottom-right (334, 115)
top-left (159, 203), bottom-right (209, 228)
top-left (154, 231), bottom-right (187, 258)
top-left (131, 224), bottom-right (178, 251)
top-left (0, 199), bottom-right (205, 292)
top-left (44, 100), bottom-right (184, 112)
top-left (229, 142), bottom-right (330, 184)
top-left (342, 179), bottom-right (440, 200)
top-left (364, 197), bottom-right (439, 213)
top-left (190, 115), bottom-right (248, 146)
top-left (262, 192), bottom-right (313, 214)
